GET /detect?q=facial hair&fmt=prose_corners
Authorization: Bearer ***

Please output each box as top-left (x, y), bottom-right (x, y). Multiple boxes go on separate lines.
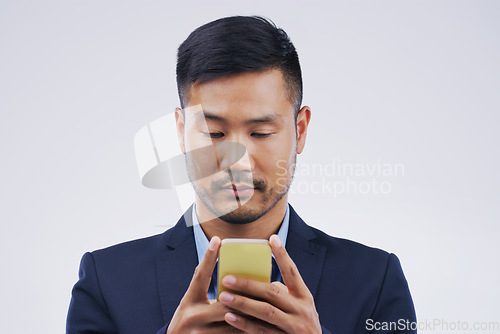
top-left (186, 150), bottom-right (297, 225)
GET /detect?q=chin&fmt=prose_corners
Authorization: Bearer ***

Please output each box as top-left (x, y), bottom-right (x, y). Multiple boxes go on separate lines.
top-left (217, 206), bottom-right (266, 225)
top-left (213, 193), bottom-right (286, 226)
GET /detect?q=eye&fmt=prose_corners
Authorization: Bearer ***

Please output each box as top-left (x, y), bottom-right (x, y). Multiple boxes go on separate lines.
top-left (251, 133), bottom-right (272, 138)
top-left (203, 132), bottom-right (224, 139)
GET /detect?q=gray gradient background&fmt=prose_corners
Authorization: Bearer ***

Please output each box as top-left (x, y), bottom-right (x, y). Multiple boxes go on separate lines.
top-left (1, 1), bottom-right (499, 333)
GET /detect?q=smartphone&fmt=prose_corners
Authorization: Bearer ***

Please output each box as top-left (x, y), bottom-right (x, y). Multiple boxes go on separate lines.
top-left (217, 238), bottom-right (272, 301)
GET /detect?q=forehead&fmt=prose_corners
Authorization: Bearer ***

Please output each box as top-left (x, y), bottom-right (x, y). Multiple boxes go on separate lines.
top-left (185, 69), bottom-right (294, 122)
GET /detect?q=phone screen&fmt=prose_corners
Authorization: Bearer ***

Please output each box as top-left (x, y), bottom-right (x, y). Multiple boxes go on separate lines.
top-left (217, 238), bottom-right (272, 300)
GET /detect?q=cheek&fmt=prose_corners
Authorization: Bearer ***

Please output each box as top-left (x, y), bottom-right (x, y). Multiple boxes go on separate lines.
top-left (256, 138), bottom-right (295, 176)
top-left (258, 127), bottom-right (296, 153)
top-left (184, 129), bottom-right (209, 151)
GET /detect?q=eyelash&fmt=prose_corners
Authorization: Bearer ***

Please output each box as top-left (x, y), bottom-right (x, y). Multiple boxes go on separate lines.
top-left (203, 132), bottom-right (272, 139)
top-left (204, 132), bottom-right (224, 139)
top-left (252, 133), bottom-right (272, 138)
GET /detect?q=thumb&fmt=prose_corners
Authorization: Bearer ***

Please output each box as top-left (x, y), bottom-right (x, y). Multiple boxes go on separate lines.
top-left (185, 236), bottom-right (221, 302)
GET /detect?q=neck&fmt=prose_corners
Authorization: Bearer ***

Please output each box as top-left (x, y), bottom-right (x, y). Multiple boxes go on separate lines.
top-left (194, 196), bottom-right (288, 241)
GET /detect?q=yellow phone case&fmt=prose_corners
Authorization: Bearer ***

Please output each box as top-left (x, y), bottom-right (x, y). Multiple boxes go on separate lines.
top-left (217, 238), bottom-right (272, 300)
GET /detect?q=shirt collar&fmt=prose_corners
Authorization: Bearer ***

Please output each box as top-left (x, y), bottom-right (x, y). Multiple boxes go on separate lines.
top-left (192, 203), bottom-right (290, 264)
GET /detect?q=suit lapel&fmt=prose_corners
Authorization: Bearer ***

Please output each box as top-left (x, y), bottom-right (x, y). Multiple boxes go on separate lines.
top-left (156, 206), bottom-right (198, 323)
top-left (286, 205), bottom-right (327, 298)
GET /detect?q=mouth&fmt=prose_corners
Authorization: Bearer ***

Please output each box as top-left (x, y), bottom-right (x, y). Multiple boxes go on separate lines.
top-left (221, 183), bottom-right (255, 197)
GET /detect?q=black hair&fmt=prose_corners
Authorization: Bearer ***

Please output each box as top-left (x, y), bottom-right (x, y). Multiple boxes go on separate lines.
top-left (176, 15), bottom-right (303, 117)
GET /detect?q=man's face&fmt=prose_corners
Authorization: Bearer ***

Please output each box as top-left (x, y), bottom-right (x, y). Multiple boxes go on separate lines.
top-left (177, 69), bottom-right (305, 224)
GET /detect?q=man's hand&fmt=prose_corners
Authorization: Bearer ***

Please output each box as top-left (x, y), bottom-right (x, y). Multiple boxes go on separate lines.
top-left (218, 234), bottom-right (322, 333)
top-left (167, 236), bottom-right (241, 333)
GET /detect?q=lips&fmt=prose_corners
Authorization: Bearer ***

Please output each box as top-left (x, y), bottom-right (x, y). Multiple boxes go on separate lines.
top-left (223, 183), bottom-right (254, 191)
top-left (221, 183), bottom-right (255, 198)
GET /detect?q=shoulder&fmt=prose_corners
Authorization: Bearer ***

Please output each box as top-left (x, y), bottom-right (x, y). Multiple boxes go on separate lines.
top-left (286, 206), bottom-right (401, 294)
top-left (87, 224), bottom-right (181, 271)
top-left (289, 212), bottom-right (417, 328)
top-left (89, 205), bottom-right (195, 262)
top-left (297, 219), bottom-right (412, 309)
top-left (75, 225), bottom-right (186, 297)
top-left (92, 232), bottom-right (164, 258)
top-left (288, 204), bottom-right (392, 268)
top-left (309, 225), bottom-right (391, 265)
top-left (89, 208), bottom-right (193, 259)
top-left (308, 225), bottom-right (403, 287)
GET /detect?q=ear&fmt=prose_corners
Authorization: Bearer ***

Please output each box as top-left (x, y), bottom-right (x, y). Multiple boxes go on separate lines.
top-left (296, 105), bottom-right (311, 154)
top-left (175, 107), bottom-right (186, 154)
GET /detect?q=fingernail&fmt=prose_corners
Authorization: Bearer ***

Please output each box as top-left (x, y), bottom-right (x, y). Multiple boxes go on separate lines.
top-left (209, 236), bottom-right (217, 250)
top-left (223, 275), bottom-right (236, 286)
top-left (219, 292), bottom-right (233, 302)
top-left (271, 235), bottom-right (282, 248)
top-left (226, 313), bottom-right (238, 322)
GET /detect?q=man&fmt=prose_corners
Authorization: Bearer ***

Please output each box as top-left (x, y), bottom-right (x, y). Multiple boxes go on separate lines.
top-left (67, 16), bottom-right (417, 334)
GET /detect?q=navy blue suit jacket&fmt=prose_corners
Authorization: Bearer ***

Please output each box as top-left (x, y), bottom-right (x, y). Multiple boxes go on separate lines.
top-left (67, 205), bottom-right (417, 333)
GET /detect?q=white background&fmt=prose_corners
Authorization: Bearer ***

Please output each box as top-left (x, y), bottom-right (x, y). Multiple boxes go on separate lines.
top-left (1, 1), bottom-right (498, 333)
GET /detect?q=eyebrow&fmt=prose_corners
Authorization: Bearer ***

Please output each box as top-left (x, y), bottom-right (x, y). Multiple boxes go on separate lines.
top-left (196, 110), bottom-right (281, 125)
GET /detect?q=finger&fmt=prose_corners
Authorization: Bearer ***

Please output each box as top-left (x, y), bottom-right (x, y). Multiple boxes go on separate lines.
top-left (225, 312), bottom-right (285, 333)
top-left (186, 236), bottom-right (221, 301)
top-left (221, 275), bottom-right (295, 313)
top-left (193, 321), bottom-right (245, 334)
top-left (271, 281), bottom-right (288, 294)
top-left (187, 301), bottom-right (234, 325)
top-left (219, 291), bottom-right (289, 329)
top-left (269, 234), bottom-right (310, 298)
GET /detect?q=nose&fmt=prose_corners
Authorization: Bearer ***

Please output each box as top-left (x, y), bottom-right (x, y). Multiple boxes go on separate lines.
top-left (228, 148), bottom-right (252, 173)
top-left (218, 133), bottom-right (254, 173)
